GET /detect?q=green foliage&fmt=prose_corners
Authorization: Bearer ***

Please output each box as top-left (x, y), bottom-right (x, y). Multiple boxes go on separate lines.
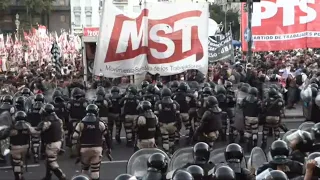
top-left (24, 0), bottom-right (56, 14)
top-left (0, 0), bottom-right (11, 10)
top-left (209, 3), bottom-right (240, 40)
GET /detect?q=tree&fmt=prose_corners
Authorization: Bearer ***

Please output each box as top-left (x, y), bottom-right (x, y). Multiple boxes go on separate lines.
top-left (23, 0), bottom-right (56, 27)
top-left (0, 0), bottom-right (11, 10)
top-left (209, 3), bottom-right (240, 40)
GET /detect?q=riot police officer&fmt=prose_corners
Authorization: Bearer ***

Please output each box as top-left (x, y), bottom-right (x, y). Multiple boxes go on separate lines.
top-left (224, 143), bottom-right (254, 180)
top-left (142, 153), bottom-right (168, 180)
top-left (135, 101), bottom-right (158, 151)
top-left (27, 93), bottom-right (45, 163)
top-left (67, 87), bottom-right (88, 154)
top-left (35, 104), bottom-right (66, 180)
top-left (114, 174), bottom-right (137, 180)
top-left (93, 93), bottom-right (110, 128)
top-left (172, 82), bottom-right (195, 138)
top-left (257, 140), bottom-right (303, 179)
top-left (21, 88), bottom-right (32, 97)
top-left (170, 81), bottom-right (179, 93)
top-left (108, 86), bottom-right (123, 144)
top-left (225, 82), bottom-right (236, 143)
top-left (183, 142), bottom-right (215, 176)
top-left (240, 87), bottom-right (261, 149)
top-left (14, 96), bottom-right (27, 112)
top-left (139, 81), bottom-right (150, 96)
top-left (0, 95), bottom-right (15, 115)
top-left (9, 111), bottom-right (31, 180)
top-left (215, 85), bottom-right (229, 141)
top-left (120, 86), bottom-right (140, 146)
top-left (196, 87), bottom-right (212, 131)
top-left (52, 90), bottom-right (68, 146)
top-left (142, 84), bottom-right (160, 110)
top-left (186, 165), bottom-right (204, 180)
top-left (214, 166), bottom-right (236, 180)
top-left (72, 104), bottom-right (111, 180)
top-left (262, 88), bottom-right (284, 148)
top-left (172, 169), bottom-right (194, 180)
top-left (154, 88), bottom-right (181, 154)
top-left (196, 96), bottom-right (224, 147)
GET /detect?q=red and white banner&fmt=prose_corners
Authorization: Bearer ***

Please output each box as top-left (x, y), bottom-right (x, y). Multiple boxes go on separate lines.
top-left (241, 0), bottom-right (320, 51)
top-left (94, 1), bottom-right (209, 77)
top-left (83, 27), bottom-right (99, 37)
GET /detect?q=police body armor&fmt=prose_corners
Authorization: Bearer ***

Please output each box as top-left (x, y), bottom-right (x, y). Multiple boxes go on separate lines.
top-left (158, 98), bottom-right (176, 124)
top-left (173, 92), bottom-right (189, 113)
top-left (216, 93), bottom-right (228, 129)
top-left (202, 108), bottom-right (223, 134)
top-left (10, 128), bottom-right (30, 146)
top-left (110, 94), bottom-right (122, 114)
top-left (0, 103), bottom-right (14, 114)
top-left (69, 98), bottom-right (87, 120)
top-left (123, 95), bottom-right (139, 115)
top-left (41, 115), bottom-right (63, 145)
top-left (53, 98), bottom-right (66, 121)
top-left (94, 100), bottom-right (108, 117)
top-left (27, 102), bottom-right (43, 127)
top-left (197, 95), bottom-right (209, 120)
top-left (265, 97), bottom-right (283, 117)
top-left (80, 116), bottom-right (103, 148)
top-left (142, 93), bottom-right (158, 110)
top-left (242, 96), bottom-right (260, 118)
top-left (137, 111), bottom-right (157, 140)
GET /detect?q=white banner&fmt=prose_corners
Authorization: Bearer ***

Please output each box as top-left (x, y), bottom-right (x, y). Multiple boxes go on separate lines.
top-left (94, 1), bottom-right (209, 77)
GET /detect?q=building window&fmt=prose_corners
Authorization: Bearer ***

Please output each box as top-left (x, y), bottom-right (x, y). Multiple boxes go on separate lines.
top-left (59, 0), bottom-right (65, 5)
top-left (60, 15), bottom-right (66, 22)
top-left (86, 16), bottom-right (92, 27)
top-left (75, 15), bottom-right (80, 26)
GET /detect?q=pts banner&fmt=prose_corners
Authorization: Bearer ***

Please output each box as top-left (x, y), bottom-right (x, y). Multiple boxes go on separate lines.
top-left (94, 1), bottom-right (209, 77)
top-left (241, 0), bottom-right (320, 51)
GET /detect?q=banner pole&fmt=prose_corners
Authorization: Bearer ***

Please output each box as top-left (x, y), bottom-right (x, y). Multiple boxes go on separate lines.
top-left (247, 0), bottom-right (253, 63)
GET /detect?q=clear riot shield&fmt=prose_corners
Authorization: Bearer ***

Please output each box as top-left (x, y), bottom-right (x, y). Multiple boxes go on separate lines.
top-left (298, 122), bottom-right (315, 132)
top-left (24, 96), bottom-right (35, 112)
top-left (126, 148), bottom-right (169, 178)
top-left (247, 147), bottom-right (268, 175)
top-left (168, 147), bottom-right (193, 171)
top-left (256, 168), bottom-right (273, 180)
top-left (0, 111), bottom-right (13, 156)
top-left (209, 147), bottom-right (246, 168)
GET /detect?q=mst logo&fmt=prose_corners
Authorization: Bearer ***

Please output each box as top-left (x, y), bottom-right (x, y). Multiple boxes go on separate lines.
top-left (105, 9), bottom-right (204, 64)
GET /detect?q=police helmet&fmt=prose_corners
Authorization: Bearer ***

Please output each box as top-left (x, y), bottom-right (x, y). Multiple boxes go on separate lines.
top-left (311, 87), bottom-right (318, 97)
top-left (267, 170), bottom-right (289, 180)
top-left (209, 82), bottom-right (216, 89)
top-left (225, 143), bottom-right (244, 162)
top-left (141, 81), bottom-right (150, 89)
top-left (156, 81), bottom-right (163, 89)
top-left (311, 123), bottom-right (320, 140)
top-left (127, 86), bottom-right (137, 95)
top-left (270, 84), bottom-right (280, 91)
top-left (224, 81), bottom-right (233, 89)
top-left (111, 86), bottom-right (120, 94)
top-left (239, 85), bottom-right (249, 93)
top-left (72, 87), bottom-right (84, 97)
top-left (193, 142), bottom-right (210, 163)
top-left (55, 87), bottom-right (64, 93)
top-left (172, 169), bottom-right (194, 180)
top-left (186, 165), bottom-right (204, 180)
top-left (206, 96), bottom-right (218, 108)
top-left (96, 86), bottom-right (106, 96)
top-left (203, 87), bottom-right (212, 95)
top-left (311, 83), bottom-right (319, 89)
top-left (14, 111), bottom-right (27, 121)
top-left (114, 174), bottom-right (137, 180)
top-left (86, 104), bottom-right (99, 115)
top-left (35, 94), bottom-right (45, 102)
top-left (161, 88), bottom-right (172, 97)
top-left (310, 77), bottom-right (319, 84)
top-left (52, 90), bottom-right (63, 98)
top-left (242, 83), bottom-right (250, 89)
top-left (15, 96), bottom-right (25, 105)
top-left (147, 153), bottom-right (168, 172)
top-left (214, 165), bottom-right (236, 180)
top-left (171, 81), bottom-right (179, 89)
top-left (268, 88), bottom-right (278, 97)
top-left (140, 101), bottom-right (152, 111)
top-left (295, 131), bottom-right (314, 152)
top-left (147, 84), bottom-right (156, 93)
top-left (249, 87), bottom-right (259, 96)
top-left (203, 82), bottom-right (210, 88)
top-left (71, 174), bottom-right (90, 180)
top-left (178, 82), bottom-right (188, 92)
top-left (270, 140), bottom-right (289, 164)
top-left (3, 95), bottom-right (13, 104)
top-left (21, 88), bottom-right (31, 95)
top-left (216, 85), bottom-right (226, 94)
top-left (42, 104), bottom-right (55, 115)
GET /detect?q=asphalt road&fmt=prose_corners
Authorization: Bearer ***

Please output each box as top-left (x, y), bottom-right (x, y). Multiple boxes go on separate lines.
top-left (0, 117), bottom-right (306, 180)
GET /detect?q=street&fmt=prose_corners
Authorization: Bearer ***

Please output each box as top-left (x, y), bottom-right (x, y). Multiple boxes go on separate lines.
top-left (0, 114), bottom-right (306, 180)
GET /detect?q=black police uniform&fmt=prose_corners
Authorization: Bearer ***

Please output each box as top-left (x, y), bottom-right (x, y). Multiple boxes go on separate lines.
top-left (196, 87), bottom-right (212, 130)
top-left (36, 104), bottom-right (66, 180)
top-left (72, 104), bottom-right (109, 180)
top-left (9, 111), bottom-right (32, 180)
top-left (0, 95), bottom-right (15, 115)
top-left (215, 86), bottom-right (229, 141)
top-left (14, 96), bottom-right (27, 112)
top-left (154, 88), bottom-right (181, 154)
top-left (142, 85), bottom-right (160, 110)
top-left (27, 95), bottom-right (45, 162)
top-left (120, 87), bottom-right (140, 146)
top-left (240, 87), bottom-right (261, 148)
top-left (108, 86), bottom-right (123, 143)
top-left (135, 101), bottom-right (158, 151)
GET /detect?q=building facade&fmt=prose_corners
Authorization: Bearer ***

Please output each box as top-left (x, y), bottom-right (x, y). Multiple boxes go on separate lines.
top-left (214, 0), bottom-right (241, 12)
